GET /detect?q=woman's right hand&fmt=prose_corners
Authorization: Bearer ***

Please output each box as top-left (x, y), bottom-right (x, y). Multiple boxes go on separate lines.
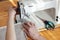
top-left (22, 22), bottom-right (46, 40)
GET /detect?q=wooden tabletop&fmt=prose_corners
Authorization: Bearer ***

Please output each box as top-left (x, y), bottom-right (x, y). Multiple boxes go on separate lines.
top-left (0, 0), bottom-right (20, 27)
top-left (27, 27), bottom-right (60, 40)
top-left (0, 1), bottom-right (17, 27)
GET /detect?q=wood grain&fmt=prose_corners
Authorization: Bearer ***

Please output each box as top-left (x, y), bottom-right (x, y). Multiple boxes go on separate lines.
top-left (27, 27), bottom-right (60, 40)
top-left (0, 1), bottom-right (13, 27)
top-left (40, 27), bottom-right (60, 40)
top-left (0, 0), bottom-right (18, 27)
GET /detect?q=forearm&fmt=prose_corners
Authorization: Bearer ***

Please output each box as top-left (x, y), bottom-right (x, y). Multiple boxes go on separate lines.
top-left (6, 16), bottom-right (16, 40)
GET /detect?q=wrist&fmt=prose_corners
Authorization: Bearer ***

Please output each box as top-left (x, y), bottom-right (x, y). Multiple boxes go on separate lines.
top-left (9, 15), bottom-right (15, 18)
top-left (33, 34), bottom-right (41, 40)
top-left (33, 38), bottom-right (40, 40)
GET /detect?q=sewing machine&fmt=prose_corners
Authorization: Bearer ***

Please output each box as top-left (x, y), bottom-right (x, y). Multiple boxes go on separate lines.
top-left (14, 0), bottom-right (55, 39)
top-left (16, 0), bottom-right (55, 30)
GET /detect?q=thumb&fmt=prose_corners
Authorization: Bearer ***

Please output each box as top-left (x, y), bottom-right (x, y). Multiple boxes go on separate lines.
top-left (8, 7), bottom-right (16, 16)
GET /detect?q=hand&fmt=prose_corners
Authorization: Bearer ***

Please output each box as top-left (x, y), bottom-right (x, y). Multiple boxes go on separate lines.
top-left (8, 7), bottom-right (16, 17)
top-left (22, 22), bottom-right (46, 40)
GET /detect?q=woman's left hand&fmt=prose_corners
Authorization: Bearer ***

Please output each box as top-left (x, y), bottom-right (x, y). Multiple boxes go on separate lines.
top-left (8, 7), bottom-right (16, 17)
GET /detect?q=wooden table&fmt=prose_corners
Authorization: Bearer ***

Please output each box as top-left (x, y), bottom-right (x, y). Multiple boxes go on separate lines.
top-left (0, 1), bottom-right (17, 27)
top-left (27, 26), bottom-right (60, 40)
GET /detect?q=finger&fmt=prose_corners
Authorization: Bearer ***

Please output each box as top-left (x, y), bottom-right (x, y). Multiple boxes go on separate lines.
top-left (24, 22), bottom-right (31, 27)
top-left (23, 29), bottom-right (33, 39)
top-left (29, 22), bottom-right (35, 26)
top-left (12, 6), bottom-right (17, 11)
top-left (26, 22), bottom-right (32, 27)
top-left (23, 28), bottom-right (29, 37)
top-left (11, 8), bottom-right (16, 14)
top-left (24, 22), bottom-right (35, 28)
top-left (22, 23), bottom-right (29, 30)
top-left (9, 7), bottom-right (14, 11)
top-left (8, 7), bottom-right (16, 14)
